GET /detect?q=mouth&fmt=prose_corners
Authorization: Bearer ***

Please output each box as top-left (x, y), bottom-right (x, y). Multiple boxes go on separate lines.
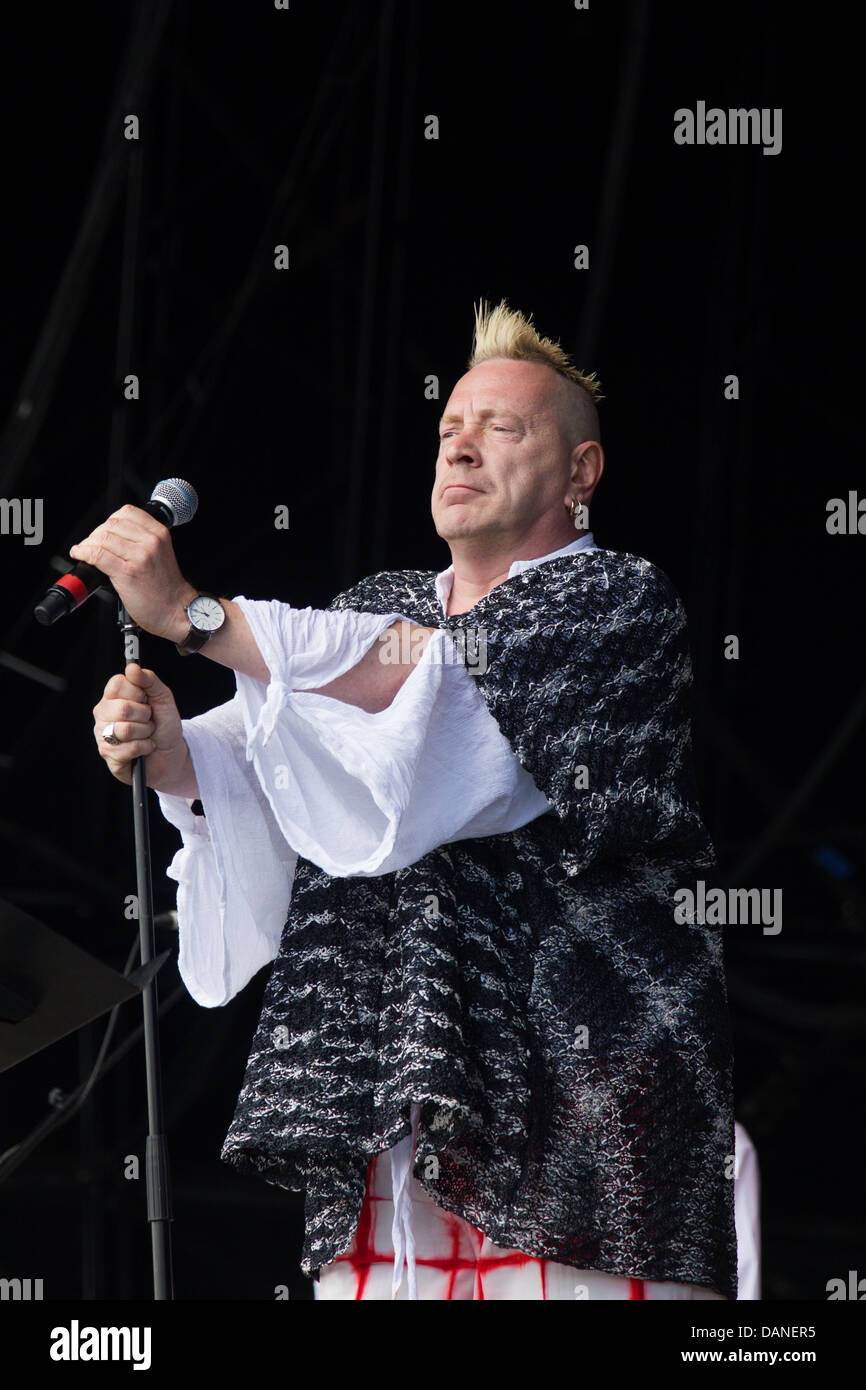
top-left (443, 484), bottom-right (482, 494)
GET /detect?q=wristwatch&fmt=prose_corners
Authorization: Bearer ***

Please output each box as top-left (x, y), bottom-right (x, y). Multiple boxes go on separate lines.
top-left (175, 591), bottom-right (226, 655)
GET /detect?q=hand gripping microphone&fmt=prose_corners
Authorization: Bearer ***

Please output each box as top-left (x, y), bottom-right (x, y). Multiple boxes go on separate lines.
top-left (34, 478), bottom-right (199, 626)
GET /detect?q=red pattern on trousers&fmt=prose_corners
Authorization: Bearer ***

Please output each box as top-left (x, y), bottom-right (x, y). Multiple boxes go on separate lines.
top-left (319, 1151), bottom-right (648, 1301)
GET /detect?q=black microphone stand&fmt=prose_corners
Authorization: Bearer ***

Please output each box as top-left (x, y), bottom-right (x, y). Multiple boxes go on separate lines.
top-left (118, 595), bottom-right (174, 1301)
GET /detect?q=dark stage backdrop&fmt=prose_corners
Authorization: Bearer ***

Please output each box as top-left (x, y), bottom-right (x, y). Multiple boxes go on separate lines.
top-left (0, 0), bottom-right (862, 1303)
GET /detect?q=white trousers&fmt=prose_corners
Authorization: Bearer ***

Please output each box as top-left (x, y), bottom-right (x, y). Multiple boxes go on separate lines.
top-left (314, 1147), bottom-right (728, 1301)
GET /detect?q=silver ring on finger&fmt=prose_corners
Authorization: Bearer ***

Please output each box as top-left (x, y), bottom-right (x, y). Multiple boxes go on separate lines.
top-left (102, 723), bottom-right (121, 745)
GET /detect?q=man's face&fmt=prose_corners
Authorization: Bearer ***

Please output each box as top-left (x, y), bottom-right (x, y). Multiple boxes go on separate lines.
top-left (431, 358), bottom-right (573, 548)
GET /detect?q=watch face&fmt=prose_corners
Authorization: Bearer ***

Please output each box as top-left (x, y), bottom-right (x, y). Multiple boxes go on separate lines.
top-left (188, 596), bottom-right (224, 632)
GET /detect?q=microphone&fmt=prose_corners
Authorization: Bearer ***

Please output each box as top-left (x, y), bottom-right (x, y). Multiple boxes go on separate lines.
top-left (34, 478), bottom-right (198, 626)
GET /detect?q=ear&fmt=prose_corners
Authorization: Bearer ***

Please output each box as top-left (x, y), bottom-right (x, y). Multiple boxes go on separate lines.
top-left (569, 441), bottom-right (605, 503)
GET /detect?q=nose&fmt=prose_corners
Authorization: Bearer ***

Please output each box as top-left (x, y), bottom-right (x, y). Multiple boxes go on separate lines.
top-left (443, 424), bottom-right (482, 467)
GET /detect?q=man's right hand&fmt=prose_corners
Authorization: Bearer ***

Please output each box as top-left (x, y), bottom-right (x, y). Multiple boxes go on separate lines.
top-left (93, 662), bottom-right (195, 795)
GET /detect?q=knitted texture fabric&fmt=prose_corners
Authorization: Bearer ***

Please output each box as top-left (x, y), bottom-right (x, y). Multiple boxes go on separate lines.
top-left (219, 548), bottom-right (738, 1298)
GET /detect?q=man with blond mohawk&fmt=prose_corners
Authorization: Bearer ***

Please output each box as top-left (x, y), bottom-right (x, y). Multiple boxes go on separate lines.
top-left (85, 300), bottom-right (739, 1301)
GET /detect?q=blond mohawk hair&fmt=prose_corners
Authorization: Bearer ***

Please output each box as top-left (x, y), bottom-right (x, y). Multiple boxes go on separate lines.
top-left (469, 299), bottom-right (603, 404)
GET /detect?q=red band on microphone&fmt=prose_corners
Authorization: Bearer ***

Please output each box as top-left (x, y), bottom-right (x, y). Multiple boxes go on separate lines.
top-left (55, 573), bottom-right (90, 607)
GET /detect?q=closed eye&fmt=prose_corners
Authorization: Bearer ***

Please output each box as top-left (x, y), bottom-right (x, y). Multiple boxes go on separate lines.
top-left (440, 425), bottom-right (513, 439)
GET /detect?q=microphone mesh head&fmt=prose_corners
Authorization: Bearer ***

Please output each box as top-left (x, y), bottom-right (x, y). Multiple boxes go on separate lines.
top-left (150, 478), bottom-right (198, 526)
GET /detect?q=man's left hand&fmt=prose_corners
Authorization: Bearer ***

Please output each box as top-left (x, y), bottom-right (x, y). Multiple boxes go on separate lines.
top-left (69, 504), bottom-right (196, 641)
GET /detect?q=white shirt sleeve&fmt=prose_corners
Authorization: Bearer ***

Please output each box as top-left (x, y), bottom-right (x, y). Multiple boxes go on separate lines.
top-left (155, 695), bottom-right (299, 1009)
top-left (156, 596), bottom-right (550, 1008)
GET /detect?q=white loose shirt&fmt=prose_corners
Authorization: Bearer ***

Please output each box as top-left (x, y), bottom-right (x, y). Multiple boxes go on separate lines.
top-left (155, 532), bottom-right (597, 1008)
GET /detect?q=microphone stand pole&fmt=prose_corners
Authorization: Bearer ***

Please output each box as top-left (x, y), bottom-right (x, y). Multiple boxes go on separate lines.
top-left (118, 595), bottom-right (174, 1300)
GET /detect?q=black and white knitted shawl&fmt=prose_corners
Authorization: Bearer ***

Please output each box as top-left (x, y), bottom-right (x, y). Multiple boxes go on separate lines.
top-left (219, 548), bottom-right (738, 1299)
